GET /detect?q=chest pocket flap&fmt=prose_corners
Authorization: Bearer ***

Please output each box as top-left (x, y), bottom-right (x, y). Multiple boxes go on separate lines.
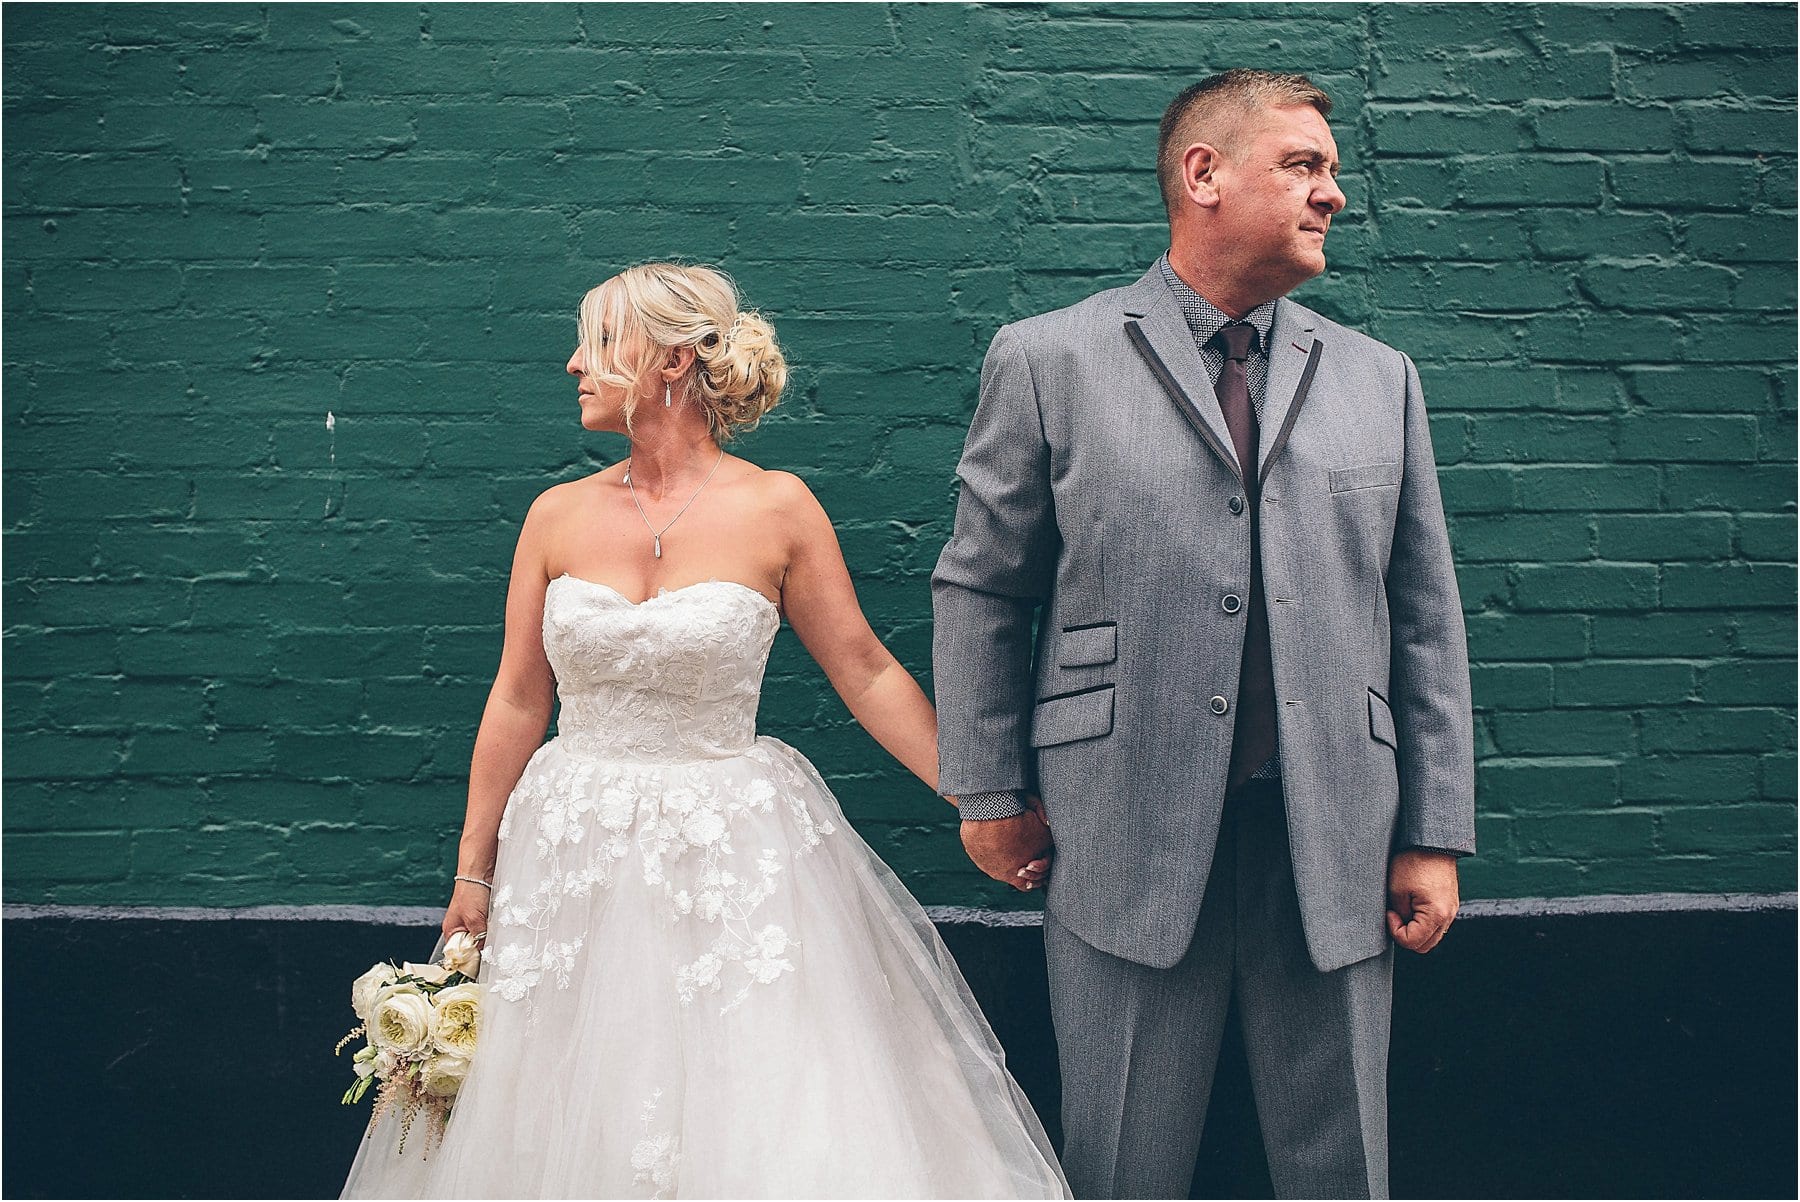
top-left (1057, 623), bottom-right (1117, 668)
top-left (1330, 461), bottom-right (1402, 492)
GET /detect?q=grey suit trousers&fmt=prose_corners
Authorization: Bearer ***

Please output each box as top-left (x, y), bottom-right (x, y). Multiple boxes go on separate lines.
top-left (1046, 788), bottom-right (1393, 1200)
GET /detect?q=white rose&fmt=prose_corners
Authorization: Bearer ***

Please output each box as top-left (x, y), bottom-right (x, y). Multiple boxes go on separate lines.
top-left (400, 960), bottom-right (452, 986)
top-left (441, 931), bottom-right (482, 978)
top-left (351, 963), bottom-right (401, 1021)
top-left (430, 983), bottom-right (482, 1056)
top-left (419, 1053), bottom-right (471, 1098)
top-left (373, 1048), bottom-right (400, 1078)
top-left (368, 986), bottom-right (435, 1055)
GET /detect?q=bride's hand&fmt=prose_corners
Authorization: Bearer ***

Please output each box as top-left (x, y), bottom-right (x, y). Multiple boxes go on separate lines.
top-left (442, 879), bottom-right (491, 944)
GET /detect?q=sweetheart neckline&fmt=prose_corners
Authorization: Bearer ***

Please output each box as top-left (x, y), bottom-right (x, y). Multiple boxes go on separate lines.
top-left (550, 573), bottom-right (780, 616)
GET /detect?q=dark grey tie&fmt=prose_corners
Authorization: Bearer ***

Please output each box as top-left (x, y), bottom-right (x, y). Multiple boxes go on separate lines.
top-left (1210, 322), bottom-right (1276, 793)
top-left (1211, 322), bottom-right (1258, 484)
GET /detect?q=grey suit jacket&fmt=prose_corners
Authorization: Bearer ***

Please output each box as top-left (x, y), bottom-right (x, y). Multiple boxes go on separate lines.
top-left (932, 265), bottom-right (1475, 973)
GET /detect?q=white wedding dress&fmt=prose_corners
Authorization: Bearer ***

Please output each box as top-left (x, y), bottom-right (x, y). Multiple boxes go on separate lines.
top-left (341, 574), bottom-right (1070, 1199)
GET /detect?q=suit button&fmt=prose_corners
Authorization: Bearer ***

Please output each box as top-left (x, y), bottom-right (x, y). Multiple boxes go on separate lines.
top-left (1228, 496), bottom-right (1244, 515)
top-left (1221, 594), bottom-right (1242, 614)
top-left (1209, 695), bottom-right (1229, 715)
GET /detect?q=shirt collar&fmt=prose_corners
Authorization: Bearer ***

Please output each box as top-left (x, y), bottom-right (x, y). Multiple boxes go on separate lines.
top-left (1157, 253), bottom-right (1276, 353)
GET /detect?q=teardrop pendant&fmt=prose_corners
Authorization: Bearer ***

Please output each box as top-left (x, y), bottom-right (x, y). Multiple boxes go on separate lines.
top-left (622, 449), bottom-right (722, 568)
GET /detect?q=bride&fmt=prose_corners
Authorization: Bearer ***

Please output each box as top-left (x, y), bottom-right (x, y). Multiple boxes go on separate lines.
top-left (340, 262), bottom-right (1069, 1199)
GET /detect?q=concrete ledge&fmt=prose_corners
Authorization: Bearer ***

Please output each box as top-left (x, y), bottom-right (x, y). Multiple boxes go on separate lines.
top-left (7, 890), bottom-right (1795, 926)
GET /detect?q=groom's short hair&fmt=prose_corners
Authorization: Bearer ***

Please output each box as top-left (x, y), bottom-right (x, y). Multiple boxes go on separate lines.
top-left (1157, 69), bottom-right (1333, 219)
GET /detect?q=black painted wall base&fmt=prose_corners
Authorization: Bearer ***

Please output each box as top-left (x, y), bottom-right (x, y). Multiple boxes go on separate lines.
top-left (3, 908), bottom-right (1794, 1199)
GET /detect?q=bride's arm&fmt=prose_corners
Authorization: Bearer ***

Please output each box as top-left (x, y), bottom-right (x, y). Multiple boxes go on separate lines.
top-left (443, 499), bottom-right (558, 939)
top-left (767, 473), bottom-right (946, 796)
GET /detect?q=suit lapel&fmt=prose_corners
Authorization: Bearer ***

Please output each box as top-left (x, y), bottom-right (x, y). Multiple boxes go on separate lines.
top-left (1258, 299), bottom-right (1324, 485)
top-left (1121, 271), bottom-right (1240, 479)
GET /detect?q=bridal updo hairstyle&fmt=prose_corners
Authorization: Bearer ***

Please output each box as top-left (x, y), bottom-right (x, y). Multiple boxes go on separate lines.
top-left (577, 263), bottom-right (787, 443)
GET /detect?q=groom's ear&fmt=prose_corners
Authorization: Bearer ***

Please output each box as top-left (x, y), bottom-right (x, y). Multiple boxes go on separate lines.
top-left (1180, 142), bottom-right (1225, 210)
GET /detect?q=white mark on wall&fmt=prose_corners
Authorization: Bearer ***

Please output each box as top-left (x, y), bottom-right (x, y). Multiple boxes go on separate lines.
top-left (325, 411), bottom-right (338, 516)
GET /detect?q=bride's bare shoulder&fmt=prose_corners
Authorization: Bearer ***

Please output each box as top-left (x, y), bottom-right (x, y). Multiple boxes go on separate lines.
top-left (748, 467), bottom-right (810, 499)
top-left (512, 471), bottom-right (620, 553)
top-left (735, 465), bottom-right (830, 525)
top-left (530, 468), bottom-right (619, 515)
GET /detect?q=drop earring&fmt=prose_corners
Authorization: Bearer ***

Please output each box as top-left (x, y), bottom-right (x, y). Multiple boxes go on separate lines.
top-left (664, 383), bottom-right (672, 408)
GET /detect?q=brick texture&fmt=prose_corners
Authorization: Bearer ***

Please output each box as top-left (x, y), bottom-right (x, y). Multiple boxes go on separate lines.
top-left (4, 3), bottom-right (1795, 906)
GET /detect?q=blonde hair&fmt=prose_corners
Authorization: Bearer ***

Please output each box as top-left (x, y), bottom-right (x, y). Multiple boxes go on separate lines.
top-left (576, 263), bottom-right (787, 443)
top-left (1157, 69), bottom-right (1333, 219)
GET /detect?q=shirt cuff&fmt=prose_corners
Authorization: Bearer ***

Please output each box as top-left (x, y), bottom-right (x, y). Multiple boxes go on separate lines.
top-left (956, 791), bottom-right (1028, 821)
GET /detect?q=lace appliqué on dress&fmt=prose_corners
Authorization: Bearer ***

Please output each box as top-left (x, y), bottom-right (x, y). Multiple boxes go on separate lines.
top-left (488, 580), bottom-right (837, 1024)
top-left (630, 1089), bottom-right (680, 1198)
top-left (668, 753), bottom-right (835, 1014)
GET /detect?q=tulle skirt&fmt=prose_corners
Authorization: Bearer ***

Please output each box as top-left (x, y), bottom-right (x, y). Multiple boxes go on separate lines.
top-left (340, 736), bottom-right (1069, 1199)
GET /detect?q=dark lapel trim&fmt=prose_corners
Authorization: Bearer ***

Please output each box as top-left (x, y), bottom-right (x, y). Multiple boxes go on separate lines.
top-left (1258, 340), bottom-right (1324, 489)
top-left (1123, 319), bottom-right (1239, 478)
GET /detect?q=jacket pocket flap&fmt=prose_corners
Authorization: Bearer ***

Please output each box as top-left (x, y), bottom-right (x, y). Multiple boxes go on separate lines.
top-left (1031, 687), bottom-right (1115, 748)
top-left (1368, 689), bottom-right (1398, 750)
top-left (1330, 461), bottom-right (1403, 493)
top-left (1058, 623), bottom-right (1117, 668)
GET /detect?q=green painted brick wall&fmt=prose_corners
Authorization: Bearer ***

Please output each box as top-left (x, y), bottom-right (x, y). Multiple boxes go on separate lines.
top-left (3, 3), bottom-right (1795, 908)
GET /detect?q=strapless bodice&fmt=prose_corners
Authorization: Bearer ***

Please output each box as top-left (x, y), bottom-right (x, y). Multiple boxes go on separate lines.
top-left (542, 575), bottom-right (780, 763)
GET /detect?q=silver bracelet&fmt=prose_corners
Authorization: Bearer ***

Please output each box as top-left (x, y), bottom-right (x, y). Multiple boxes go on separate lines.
top-left (453, 874), bottom-right (493, 891)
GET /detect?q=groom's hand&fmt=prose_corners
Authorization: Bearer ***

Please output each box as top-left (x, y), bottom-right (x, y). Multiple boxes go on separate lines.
top-left (960, 794), bottom-right (1054, 893)
top-left (1386, 849), bottom-right (1460, 953)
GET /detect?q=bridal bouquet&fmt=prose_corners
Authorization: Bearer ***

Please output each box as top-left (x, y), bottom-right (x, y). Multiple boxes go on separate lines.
top-left (336, 931), bottom-right (483, 1153)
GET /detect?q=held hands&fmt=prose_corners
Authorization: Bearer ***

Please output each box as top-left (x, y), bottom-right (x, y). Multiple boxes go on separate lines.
top-left (441, 878), bottom-right (491, 944)
top-left (959, 794), bottom-right (1055, 893)
top-left (1386, 849), bottom-right (1460, 953)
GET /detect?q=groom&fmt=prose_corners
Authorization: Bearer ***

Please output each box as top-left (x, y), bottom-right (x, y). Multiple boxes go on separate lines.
top-left (933, 70), bottom-right (1475, 1198)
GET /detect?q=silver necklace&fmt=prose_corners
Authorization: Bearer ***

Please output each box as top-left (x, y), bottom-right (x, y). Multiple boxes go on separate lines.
top-left (622, 447), bottom-right (726, 559)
